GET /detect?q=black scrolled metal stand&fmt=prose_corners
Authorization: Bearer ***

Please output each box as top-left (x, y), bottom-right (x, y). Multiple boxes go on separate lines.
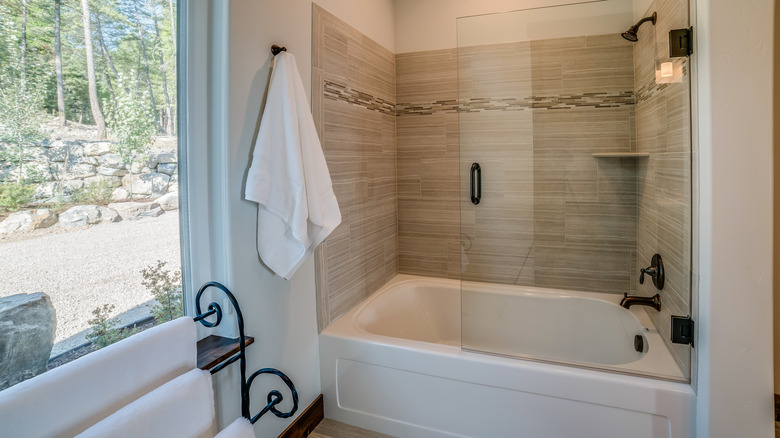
top-left (193, 281), bottom-right (298, 424)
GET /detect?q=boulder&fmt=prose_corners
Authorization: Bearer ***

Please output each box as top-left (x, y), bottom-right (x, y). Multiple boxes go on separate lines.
top-left (97, 154), bottom-right (126, 169)
top-left (122, 173), bottom-right (170, 197)
top-left (167, 182), bottom-right (178, 193)
top-left (83, 142), bottom-right (112, 156)
top-left (98, 207), bottom-right (122, 223)
top-left (63, 163), bottom-right (96, 179)
top-left (58, 205), bottom-right (102, 228)
top-left (108, 201), bottom-right (164, 220)
top-left (0, 293), bottom-right (56, 390)
top-left (157, 163), bottom-right (177, 176)
top-left (111, 187), bottom-right (130, 202)
top-left (34, 182), bottom-right (57, 199)
top-left (0, 211), bottom-right (33, 234)
top-left (96, 166), bottom-right (128, 177)
top-left (156, 192), bottom-right (179, 211)
top-left (30, 209), bottom-right (58, 230)
top-left (47, 144), bottom-right (84, 162)
top-left (62, 179), bottom-right (84, 195)
top-left (153, 150), bottom-right (177, 164)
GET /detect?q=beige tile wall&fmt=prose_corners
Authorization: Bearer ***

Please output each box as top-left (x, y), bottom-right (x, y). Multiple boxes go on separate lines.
top-left (312, 5), bottom-right (397, 330)
top-left (397, 35), bottom-right (639, 294)
top-left (633, 0), bottom-right (692, 376)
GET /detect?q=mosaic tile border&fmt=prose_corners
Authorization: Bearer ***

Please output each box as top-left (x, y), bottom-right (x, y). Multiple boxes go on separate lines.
top-left (324, 80), bottom-right (395, 116)
top-left (396, 91), bottom-right (635, 116)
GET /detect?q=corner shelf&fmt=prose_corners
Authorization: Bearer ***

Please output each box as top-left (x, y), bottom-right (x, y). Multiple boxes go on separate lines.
top-left (592, 153), bottom-right (650, 158)
top-left (197, 334), bottom-right (255, 370)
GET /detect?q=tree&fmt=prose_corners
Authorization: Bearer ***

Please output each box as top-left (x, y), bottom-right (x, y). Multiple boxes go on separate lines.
top-left (80, 0), bottom-right (107, 138)
top-left (133, 1), bottom-right (158, 131)
top-left (0, 54), bottom-right (47, 184)
top-left (54, 0), bottom-right (67, 126)
top-left (149, 0), bottom-right (172, 134)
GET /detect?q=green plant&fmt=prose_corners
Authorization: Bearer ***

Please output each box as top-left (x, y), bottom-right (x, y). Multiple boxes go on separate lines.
top-left (0, 46), bottom-right (48, 184)
top-left (86, 304), bottom-right (136, 349)
top-left (141, 260), bottom-right (182, 324)
top-left (70, 179), bottom-right (115, 205)
top-left (106, 74), bottom-right (157, 179)
top-left (0, 182), bottom-right (34, 211)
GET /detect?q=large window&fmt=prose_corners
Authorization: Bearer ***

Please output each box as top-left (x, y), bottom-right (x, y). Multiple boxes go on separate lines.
top-left (0, 0), bottom-right (182, 391)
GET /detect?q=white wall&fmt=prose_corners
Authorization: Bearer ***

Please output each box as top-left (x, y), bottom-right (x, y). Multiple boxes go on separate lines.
top-left (198, 0), bottom-right (394, 436)
top-left (394, 0), bottom-right (634, 53)
top-left (695, 0), bottom-right (775, 436)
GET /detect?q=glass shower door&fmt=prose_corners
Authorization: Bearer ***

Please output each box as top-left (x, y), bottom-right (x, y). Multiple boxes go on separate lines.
top-left (458, 0), bottom-right (693, 382)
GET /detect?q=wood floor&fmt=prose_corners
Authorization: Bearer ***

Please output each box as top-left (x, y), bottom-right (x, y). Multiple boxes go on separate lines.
top-left (310, 419), bottom-right (396, 438)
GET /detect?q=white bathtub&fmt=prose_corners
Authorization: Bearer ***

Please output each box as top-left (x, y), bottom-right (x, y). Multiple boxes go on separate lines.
top-left (319, 275), bottom-right (695, 438)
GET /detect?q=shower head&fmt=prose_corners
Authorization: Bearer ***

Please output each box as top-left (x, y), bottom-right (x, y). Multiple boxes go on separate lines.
top-left (621, 12), bottom-right (657, 42)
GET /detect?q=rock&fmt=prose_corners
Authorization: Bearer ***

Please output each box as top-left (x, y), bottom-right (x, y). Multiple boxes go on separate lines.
top-left (156, 192), bottom-right (179, 211)
top-left (153, 150), bottom-right (177, 164)
top-left (62, 179), bottom-right (84, 195)
top-left (96, 166), bottom-right (128, 177)
top-left (97, 154), bottom-right (126, 169)
top-left (30, 209), bottom-right (57, 229)
top-left (58, 205), bottom-right (102, 228)
top-left (63, 163), bottom-right (96, 179)
top-left (84, 175), bottom-right (122, 188)
top-left (122, 173), bottom-right (170, 197)
top-left (0, 293), bottom-right (56, 390)
top-left (83, 142), bottom-right (112, 156)
top-left (157, 163), bottom-right (177, 176)
top-left (110, 187), bottom-right (130, 202)
top-left (167, 182), bottom-right (178, 193)
top-left (34, 182), bottom-right (58, 199)
top-left (98, 207), bottom-right (122, 223)
top-left (47, 144), bottom-right (84, 162)
top-left (108, 201), bottom-right (164, 220)
top-left (0, 211), bottom-right (33, 234)
top-left (129, 162), bottom-right (144, 174)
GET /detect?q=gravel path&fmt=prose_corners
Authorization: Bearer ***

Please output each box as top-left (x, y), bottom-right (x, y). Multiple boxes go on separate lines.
top-left (0, 212), bottom-right (181, 356)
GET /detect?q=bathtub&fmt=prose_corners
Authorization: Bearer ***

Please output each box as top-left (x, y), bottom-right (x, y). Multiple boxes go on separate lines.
top-left (319, 275), bottom-right (695, 438)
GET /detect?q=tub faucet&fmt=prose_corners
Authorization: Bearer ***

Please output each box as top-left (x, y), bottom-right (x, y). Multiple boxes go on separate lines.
top-left (620, 293), bottom-right (661, 312)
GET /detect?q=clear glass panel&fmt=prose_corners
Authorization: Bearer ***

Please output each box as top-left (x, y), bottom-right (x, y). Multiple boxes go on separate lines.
top-left (458, 0), bottom-right (691, 382)
top-left (0, 0), bottom-right (181, 391)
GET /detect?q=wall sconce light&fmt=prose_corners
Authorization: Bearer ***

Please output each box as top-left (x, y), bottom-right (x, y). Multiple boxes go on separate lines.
top-left (655, 59), bottom-right (684, 84)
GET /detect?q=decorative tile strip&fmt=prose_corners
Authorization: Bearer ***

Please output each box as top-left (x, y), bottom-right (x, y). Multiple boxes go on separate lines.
top-left (323, 80), bottom-right (395, 116)
top-left (397, 91), bottom-right (635, 116)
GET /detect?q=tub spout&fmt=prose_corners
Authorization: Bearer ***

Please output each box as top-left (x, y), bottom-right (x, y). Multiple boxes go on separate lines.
top-left (620, 293), bottom-right (661, 312)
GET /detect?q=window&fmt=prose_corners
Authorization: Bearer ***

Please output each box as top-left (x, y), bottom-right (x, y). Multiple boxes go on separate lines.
top-left (0, 0), bottom-right (184, 391)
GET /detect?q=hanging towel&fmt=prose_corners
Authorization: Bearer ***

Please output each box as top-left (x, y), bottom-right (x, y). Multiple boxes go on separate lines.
top-left (76, 368), bottom-right (216, 438)
top-left (0, 316), bottom-right (197, 438)
top-left (215, 417), bottom-right (256, 438)
top-left (245, 51), bottom-right (341, 279)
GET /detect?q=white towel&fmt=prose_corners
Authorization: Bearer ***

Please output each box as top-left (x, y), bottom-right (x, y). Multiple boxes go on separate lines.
top-left (0, 316), bottom-right (197, 438)
top-left (76, 368), bottom-right (216, 438)
top-left (245, 51), bottom-right (341, 279)
top-left (215, 417), bottom-right (256, 438)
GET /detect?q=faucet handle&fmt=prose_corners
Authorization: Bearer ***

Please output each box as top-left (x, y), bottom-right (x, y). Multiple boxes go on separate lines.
top-left (639, 254), bottom-right (665, 290)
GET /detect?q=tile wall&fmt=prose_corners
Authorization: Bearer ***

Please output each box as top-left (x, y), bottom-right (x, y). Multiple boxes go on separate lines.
top-left (396, 35), bottom-right (639, 293)
top-left (312, 5), bottom-right (397, 330)
top-left (633, 0), bottom-right (692, 374)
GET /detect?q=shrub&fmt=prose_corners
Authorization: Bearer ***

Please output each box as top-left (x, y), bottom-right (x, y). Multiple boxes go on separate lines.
top-left (86, 304), bottom-right (136, 349)
top-left (141, 260), bottom-right (183, 324)
top-left (0, 182), bottom-right (34, 211)
top-left (70, 179), bottom-right (115, 205)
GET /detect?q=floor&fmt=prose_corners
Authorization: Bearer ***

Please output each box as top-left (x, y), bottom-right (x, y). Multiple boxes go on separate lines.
top-left (311, 419), bottom-right (395, 438)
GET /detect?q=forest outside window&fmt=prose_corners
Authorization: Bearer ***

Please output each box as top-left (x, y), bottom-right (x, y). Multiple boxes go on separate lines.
top-left (0, 0), bottom-right (183, 391)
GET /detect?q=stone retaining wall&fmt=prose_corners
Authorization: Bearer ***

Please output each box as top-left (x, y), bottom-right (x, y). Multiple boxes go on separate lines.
top-left (0, 140), bottom-right (178, 202)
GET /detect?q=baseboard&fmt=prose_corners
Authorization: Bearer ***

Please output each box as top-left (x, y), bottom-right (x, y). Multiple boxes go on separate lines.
top-left (278, 394), bottom-right (324, 438)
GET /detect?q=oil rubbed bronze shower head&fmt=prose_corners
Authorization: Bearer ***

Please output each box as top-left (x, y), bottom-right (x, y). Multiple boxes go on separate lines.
top-left (621, 12), bottom-right (657, 42)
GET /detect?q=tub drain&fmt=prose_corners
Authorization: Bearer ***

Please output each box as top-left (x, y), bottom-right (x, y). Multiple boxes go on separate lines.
top-left (634, 335), bottom-right (644, 353)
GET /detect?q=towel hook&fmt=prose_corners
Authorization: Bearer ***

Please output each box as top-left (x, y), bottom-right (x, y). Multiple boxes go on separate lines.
top-left (271, 45), bottom-right (287, 56)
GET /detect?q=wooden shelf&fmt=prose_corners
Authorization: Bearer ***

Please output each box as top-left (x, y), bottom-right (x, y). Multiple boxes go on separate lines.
top-left (197, 335), bottom-right (254, 370)
top-left (592, 152), bottom-right (650, 158)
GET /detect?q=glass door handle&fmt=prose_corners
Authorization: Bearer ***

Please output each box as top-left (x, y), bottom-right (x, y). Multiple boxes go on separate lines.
top-left (470, 163), bottom-right (481, 205)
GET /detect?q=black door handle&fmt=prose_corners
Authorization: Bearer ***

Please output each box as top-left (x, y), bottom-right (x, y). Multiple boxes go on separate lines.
top-left (470, 163), bottom-right (481, 205)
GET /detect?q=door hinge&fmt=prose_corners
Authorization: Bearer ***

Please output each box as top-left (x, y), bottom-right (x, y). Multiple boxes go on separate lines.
top-left (669, 27), bottom-right (693, 57)
top-left (671, 315), bottom-right (694, 347)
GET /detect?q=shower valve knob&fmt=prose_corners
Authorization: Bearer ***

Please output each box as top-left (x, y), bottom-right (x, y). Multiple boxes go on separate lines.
top-left (639, 254), bottom-right (665, 290)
